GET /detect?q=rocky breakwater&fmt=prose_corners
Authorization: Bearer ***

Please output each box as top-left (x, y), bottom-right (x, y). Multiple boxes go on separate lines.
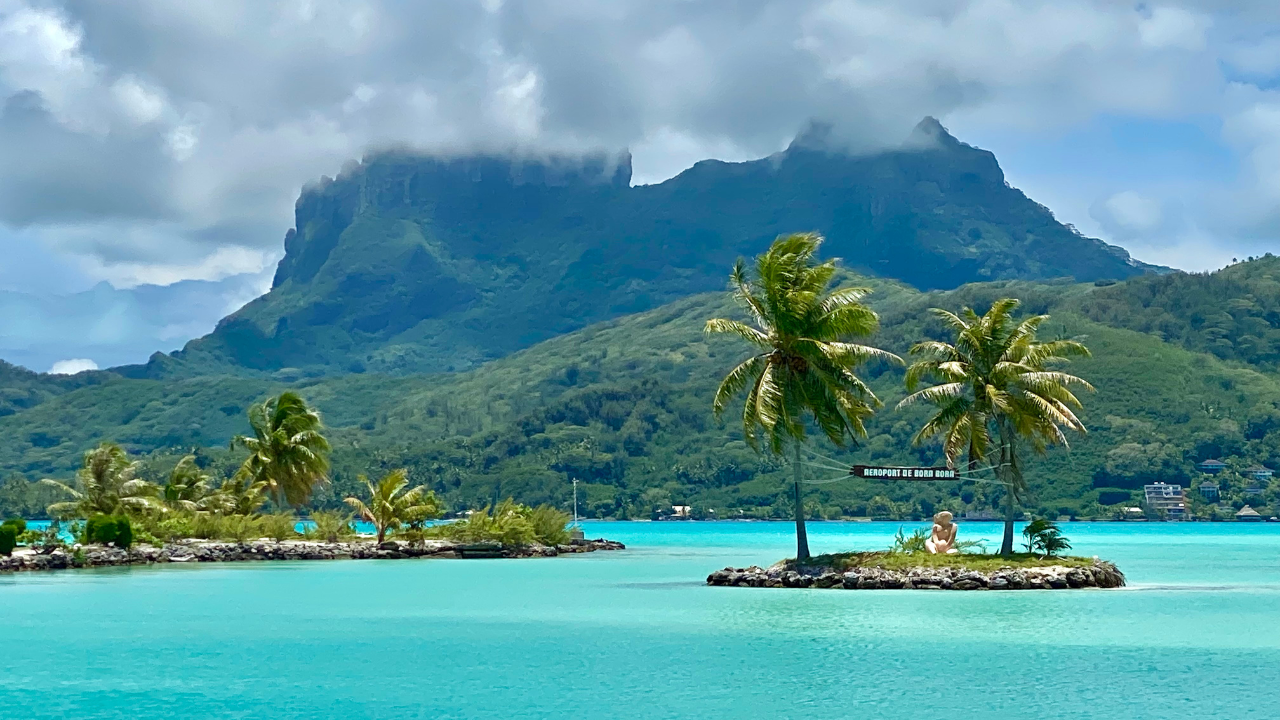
top-left (707, 559), bottom-right (1125, 591)
top-left (0, 538), bottom-right (625, 573)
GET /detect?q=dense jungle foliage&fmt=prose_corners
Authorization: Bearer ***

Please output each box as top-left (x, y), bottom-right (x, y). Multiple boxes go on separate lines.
top-left (3, 265), bottom-right (1277, 522)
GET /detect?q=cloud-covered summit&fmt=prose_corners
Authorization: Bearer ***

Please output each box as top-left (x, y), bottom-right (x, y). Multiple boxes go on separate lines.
top-left (0, 0), bottom-right (1277, 370)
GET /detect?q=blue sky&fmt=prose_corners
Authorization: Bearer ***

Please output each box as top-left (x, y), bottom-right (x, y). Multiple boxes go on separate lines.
top-left (1, 0), bottom-right (1278, 373)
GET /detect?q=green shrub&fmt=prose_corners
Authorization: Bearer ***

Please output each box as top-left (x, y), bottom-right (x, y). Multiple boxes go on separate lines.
top-left (1023, 518), bottom-right (1071, 557)
top-left (191, 513), bottom-right (225, 540)
top-left (113, 517), bottom-right (134, 549)
top-left (0, 525), bottom-right (16, 556)
top-left (84, 515), bottom-right (134, 548)
top-left (891, 527), bottom-right (929, 554)
top-left (436, 499), bottom-right (573, 547)
top-left (184, 513), bottom-right (264, 542)
top-left (527, 505), bottom-right (571, 545)
top-left (132, 528), bottom-right (160, 547)
top-left (150, 515), bottom-right (197, 543)
top-left (260, 513), bottom-right (297, 541)
top-left (2, 517), bottom-right (26, 535)
top-left (85, 514), bottom-right (118, 546)
top-left (304, 511), bottom-right (355, 543)
top-left (220, 515), bottom-right (261, 543)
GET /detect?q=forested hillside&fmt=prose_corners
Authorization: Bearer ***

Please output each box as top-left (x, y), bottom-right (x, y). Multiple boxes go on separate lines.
top-left (1076, 254), bottom-right (1280, 368)
top-left (0, 360), bottom-right (113, 419)
top-left (4, 118), bottom-right (1272, 523)
top-left (4, 269), bottom-right (1276, 521)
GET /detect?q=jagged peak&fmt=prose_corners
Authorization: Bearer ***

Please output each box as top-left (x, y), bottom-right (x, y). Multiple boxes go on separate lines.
top-left (906, 116), bottom-right (962, 150)
top-left (786, 119), bottom-right (836, 153)
top-left (786, 116), bottom-right (967, 156)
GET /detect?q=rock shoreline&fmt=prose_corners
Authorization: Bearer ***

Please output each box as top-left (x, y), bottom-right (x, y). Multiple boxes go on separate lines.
top-left (707, 559), bottom-right (1125, 590)
top-left (0, 538), bottom-right (625, 573)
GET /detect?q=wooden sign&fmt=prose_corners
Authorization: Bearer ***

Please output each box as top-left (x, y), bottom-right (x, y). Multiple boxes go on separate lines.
top-left (851, 465), bottom-right (957, 480)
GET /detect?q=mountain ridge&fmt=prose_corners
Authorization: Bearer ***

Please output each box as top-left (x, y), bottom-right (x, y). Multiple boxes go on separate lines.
top-left (114, 117), bottom-right (1157, 380)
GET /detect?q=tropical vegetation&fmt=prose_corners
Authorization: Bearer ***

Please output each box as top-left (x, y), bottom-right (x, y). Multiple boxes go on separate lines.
top-left (6, 129), bottom-right (1279, 525)
top-left (3, 257), bottom-right (1280, 525)
top-left (40, 443), bottom-right (161, 519)
top-left (2, 390), bottom-right (585, 550)
top-left (706, 233), bottom-right (897, 560)
top-left (1022, 518), bottom-right (1072, 557)
top-left (795, 549), bottom-right (1098, 574)
top-left (84, 515), bottom-right (134, 549)
top-left (344, 469), bottom-right (442, 543)
top-left (436, 499), bottom-right (572, 547)
top-left (0, 522), bottom-right (16, 556)
top-left (231, 391), bottom-right (331, 508)
top-left (899, 299), bottom-right (1092, 555)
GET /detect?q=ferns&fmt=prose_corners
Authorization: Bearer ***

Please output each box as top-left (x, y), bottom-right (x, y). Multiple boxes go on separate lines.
top-left (891, 527), bottom-right (929, 554)
top-left (438, 499), bottom-right (572, 547)
top-left (304, 510), bottom-right (356, 542)
top-left (526, 505), bottom-right (572, 546)
top-left (259, 513), bottom-right (299, 542)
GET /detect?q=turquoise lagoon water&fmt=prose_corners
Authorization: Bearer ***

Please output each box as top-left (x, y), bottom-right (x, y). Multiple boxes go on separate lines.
top-left (3, 521), bottom-right (1280, 719)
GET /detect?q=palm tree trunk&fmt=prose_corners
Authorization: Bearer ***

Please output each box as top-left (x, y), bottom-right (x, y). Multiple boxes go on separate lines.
top-left (998, 422), bottom-right (1017, 556)
top-left (793, 441), bottom-right (811, 562)
top-left (1000, 483), bottom-right (1016, 556)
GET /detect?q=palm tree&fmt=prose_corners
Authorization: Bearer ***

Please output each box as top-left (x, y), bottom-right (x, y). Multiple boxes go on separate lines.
top-left (161, 455), bottom-right (215, 512)
top-left (41, 442), bottom-right (161, 519)
top-left (231, 391), bottom-right (331, 508)
top-left (898, 298), bottom-right (1092, 555)
top-left (706, 232), bottom-right (898, 561)
top-left (344, 469), bottom-right (443, 543)
top-left (211, 475), bottom-right (268, 516)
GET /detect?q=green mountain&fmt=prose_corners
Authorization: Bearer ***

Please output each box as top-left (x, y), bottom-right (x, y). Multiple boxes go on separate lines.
top-left (0, 360), bottom-right (111, 420)
top-left (3, 266), bottom-right (1276, 521)
top-left (1075, 254), bottom-right (1280, 368)
top-left (9, 118), bottom-right (1273, 522)
top-left (132, 118), bottom-right (1155, 379)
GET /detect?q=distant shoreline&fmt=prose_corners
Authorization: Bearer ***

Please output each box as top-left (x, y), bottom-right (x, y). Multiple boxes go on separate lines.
top-left (0, 538), bottom-right (625, 574)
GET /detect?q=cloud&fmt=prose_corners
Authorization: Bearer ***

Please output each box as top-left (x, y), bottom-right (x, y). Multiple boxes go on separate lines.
top-left (0, 270), bottom-right (272, 371)
top-left (0, 0), bottom-right (1275, 291)
top-left (1138, 7), bottom-right (1211, 51)
top-left (48, 358), bottom-right (97, 374)
top-left (1094, 191), bottom-right (1164, 235)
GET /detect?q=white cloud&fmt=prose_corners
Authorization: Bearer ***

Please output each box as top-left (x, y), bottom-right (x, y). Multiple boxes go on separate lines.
top-left (48, 358), bottom-right (97, 374)
top-left (0, 270), bottom-right (272, 370)
top-left (1122, 230), bottom-right (1239, 272)
top-left (0, 5), bottom-right (101, 131)
top-left (1226, 36), bottom-right (1280, 77)
top-left (0, 0), bottom-right (1276, 289)
top-left (84, 244), bottom-right (276, 288)
top-left (1138, 7), bottom-right (1211, 51)
top-left (1104, 191), bottom-right (1164, 232)
top-left (111, 75), bottom-right (168, 126)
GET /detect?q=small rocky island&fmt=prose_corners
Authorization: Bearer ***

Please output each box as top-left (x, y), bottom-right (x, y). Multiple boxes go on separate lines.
top-left (0, 537), bottom-right (625, 573)
top-left (707, 555), bottom-right (1125, 591)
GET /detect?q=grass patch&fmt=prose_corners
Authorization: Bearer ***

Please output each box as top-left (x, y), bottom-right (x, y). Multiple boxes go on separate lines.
top-left (795, 551), bottom-right (1098, 573)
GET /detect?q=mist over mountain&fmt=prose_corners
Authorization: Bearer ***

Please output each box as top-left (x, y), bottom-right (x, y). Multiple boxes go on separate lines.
top-left (0, 274), bottom-right (269, 372)
top-left (133, 118), bottom-right (1156, 379)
